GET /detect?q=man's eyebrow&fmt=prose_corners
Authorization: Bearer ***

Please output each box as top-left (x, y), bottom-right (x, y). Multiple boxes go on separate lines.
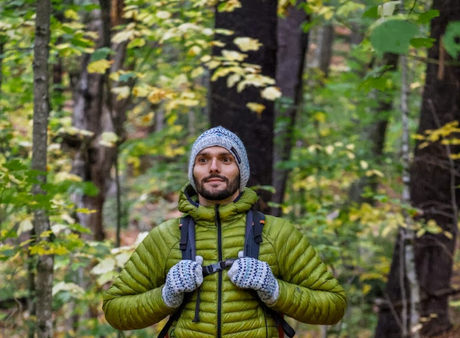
top-left (197, 151), bottom-right (233, 157)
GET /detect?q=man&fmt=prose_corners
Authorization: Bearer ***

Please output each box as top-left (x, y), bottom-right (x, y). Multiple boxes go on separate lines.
top-left (103, 126), bottom-right (347, 338)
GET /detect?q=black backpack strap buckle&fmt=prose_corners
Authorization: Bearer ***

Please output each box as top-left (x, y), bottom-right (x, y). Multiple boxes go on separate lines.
top-left (202, 259), bottom-right (236, 277)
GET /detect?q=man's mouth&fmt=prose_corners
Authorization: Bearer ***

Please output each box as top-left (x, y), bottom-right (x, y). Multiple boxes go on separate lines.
top-left (204, 176), bottom-right (227, 184)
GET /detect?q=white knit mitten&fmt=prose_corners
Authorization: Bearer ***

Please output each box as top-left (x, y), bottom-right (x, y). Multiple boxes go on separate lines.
top-left (162, 256), bottom-right (203, 308)
top-left (228, 256), bottom-right (279, 305)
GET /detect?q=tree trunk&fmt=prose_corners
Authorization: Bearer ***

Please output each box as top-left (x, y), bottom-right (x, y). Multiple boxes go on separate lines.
top-left (32, 0), bottom-right (53, 337)
top-left (270, 2), bottom-right (309, 216)
top-left (69, 0), bottom-right (128, 241)
top-left (210, 0), bottom-right (277, 213)
top-left (315, 24), bottom-right (334, 78)
top-left (375, 1), bottom-right (460, 337)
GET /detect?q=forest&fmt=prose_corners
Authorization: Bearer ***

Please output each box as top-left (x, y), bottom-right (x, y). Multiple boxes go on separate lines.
top-left (1, 0), bottom-right (460, 337)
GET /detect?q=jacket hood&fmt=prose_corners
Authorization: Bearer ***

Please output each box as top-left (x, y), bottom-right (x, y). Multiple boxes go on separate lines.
top-left (178, 183), bottom-right (258, 225)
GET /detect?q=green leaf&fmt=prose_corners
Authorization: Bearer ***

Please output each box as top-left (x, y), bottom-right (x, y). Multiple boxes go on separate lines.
top-left (416, 10), bottom-right (440, 24)
top-left (444, 22), bottom-right (460, 59)
top-left (410, 37), bottom-right (436, 49)
top-left (370, 20), bottom-right (418, 55)
top-left (90, 47), bottom-right (113, 62)
top-left (362, 6), bottom-right (379, 19)
top-left (2, 159), bottom-right (28, 171)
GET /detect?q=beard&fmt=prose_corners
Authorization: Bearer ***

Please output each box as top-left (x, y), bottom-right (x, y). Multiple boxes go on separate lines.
top-left (194, 174), bottom-right (240, 201)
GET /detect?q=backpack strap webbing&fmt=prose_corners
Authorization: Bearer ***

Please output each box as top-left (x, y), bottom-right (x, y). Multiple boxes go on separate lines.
top-left (244, 210), bottom-right (295, 338)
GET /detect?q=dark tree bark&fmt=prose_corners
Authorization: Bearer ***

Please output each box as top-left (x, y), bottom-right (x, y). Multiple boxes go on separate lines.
top-left (210, 0), bottom-right (277, 213)
top-left (375, 1), bottom-right (460, 337)
top-left (32, 0), bottom-right (53, 337)
top-left (69, 0), bottom-right (128, 241)
top-left (270, 2), bottom-right (309, 216)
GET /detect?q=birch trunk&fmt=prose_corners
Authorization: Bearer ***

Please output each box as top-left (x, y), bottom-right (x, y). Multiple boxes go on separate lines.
top-left (315, 24), bottom-right (334, 78)
top-left (400, 32), bottom-right (421, 337)
top-left (32, 0), bottom-right (53, 337)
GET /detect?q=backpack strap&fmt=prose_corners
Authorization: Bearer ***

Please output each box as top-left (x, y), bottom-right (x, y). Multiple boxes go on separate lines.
top-left (244, 210), bottom-right (265, 258)
top-left (245, 210), bottom-right (295, 338)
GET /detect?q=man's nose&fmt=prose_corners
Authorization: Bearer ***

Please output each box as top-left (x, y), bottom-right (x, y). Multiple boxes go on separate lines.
top-left (209, 158), bottom-right (220, 172)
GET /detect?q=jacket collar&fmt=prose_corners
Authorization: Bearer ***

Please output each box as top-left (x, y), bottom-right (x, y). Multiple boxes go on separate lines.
top-left (178, 183), bottom-right (258, 225)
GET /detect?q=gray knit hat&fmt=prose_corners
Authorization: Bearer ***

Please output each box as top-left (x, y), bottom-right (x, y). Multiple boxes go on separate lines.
top-left (188, 126), bottom-right (250, 192)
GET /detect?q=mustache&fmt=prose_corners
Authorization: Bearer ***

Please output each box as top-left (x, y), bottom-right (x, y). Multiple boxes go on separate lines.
top-left (202, 175), bottom-right (229, 183)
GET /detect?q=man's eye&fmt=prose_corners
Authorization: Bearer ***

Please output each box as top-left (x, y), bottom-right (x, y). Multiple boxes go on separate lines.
top-left (222, 157), bottom-right (231, 162)
top-left (197, 158), bottom-right (207, 163)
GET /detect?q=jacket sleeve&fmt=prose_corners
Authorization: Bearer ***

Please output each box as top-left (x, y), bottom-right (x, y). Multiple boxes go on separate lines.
top-left (266, 217), bottom-right (347, 325)
top-left (102, 219), bottom-right (179, 330)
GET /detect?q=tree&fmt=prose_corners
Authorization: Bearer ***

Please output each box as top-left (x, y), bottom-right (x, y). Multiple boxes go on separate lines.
top-left (271, 2), bottom-right (309, 216)
top-left (210, 0), bottom-right (277, 213)
top-left (375, 1), bottom-right (460, 336)
top-left (31, 0), bottom-right (53, 337)
top-left (67, 0), bottom-right (127, 241)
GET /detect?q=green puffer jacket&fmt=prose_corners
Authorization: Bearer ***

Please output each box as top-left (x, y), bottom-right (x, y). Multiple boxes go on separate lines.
top-left (103, 184), bottom-right (347, 338)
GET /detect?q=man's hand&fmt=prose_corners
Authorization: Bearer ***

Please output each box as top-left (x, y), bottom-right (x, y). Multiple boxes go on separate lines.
top-left (228, 256), bottom-right (279, 305)
top-left (162, 256), bottom-right (203, 308)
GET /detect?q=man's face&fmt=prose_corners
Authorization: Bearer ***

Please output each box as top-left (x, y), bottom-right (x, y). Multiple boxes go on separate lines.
top-left (193, 146), bottom-right (240, 206)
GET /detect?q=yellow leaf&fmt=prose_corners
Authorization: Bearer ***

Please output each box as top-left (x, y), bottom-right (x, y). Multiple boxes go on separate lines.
top-left (191, 66), bottom-right (204, 78)
top-left (156, 11), bottom-right (171, 19)
top-left (132, 85), bottom-right (150, 97)
top-left (18, 219), bottom-right (34, 236)
top-left (444, 231), bottom-right (453, 239)
top-left (412, 134), bottom-right (425, 140)
top-left (76, 208), bottom-right (97, 214)
top-left (419, 142), bottom-right (430, 149)
top-left (363, 284), bottom-right (372, 295)
top-left (99, 132), bottom-right (119, 148)
top-left (218, 0), bottom-right (242, 12)
top-left (52, 281), bottom-right (85, 297)
top-left (111, 86), bottom-right (130, 100)
top-left (234, 37), bottom-right (262, 52)
top-left (314, 112), bottom-right (326, 122)
top-left (91, 258), bottom-right (116, 275)
top-left (221, 50), bottom-right (247, 62)
top-left (360, 160), bottom-right (369, 169)
top-left (40, 230), bottom-right (53, 238)
top-left (261, 86), bottom-right (281, 101)
top-left (55, 172), bottom-right (82, 183)
top-left (365, 169), bottom-right (384, 177)
top-left (346, 151), bottom-right (355, 159)
top-left (87, 59), bottom-right (113, 74)
top-left (147, 87), bottom-right (168, 104)
top-left (246, 102), bottom-right (266, 114)
top-left (112, 30), bottom-right (135, 44)
top-left (416, 228), bottom-right (426, 237)
top-left (187, 45), bottom-right (202, 56)
top-left (64, 9), bottom-right (79, 20)
top-left (227, 74), bottom-right (241, 88)
top-left (325, 145), bottom-right (334, 155)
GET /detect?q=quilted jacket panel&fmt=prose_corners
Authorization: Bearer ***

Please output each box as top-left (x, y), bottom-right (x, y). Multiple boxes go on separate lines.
top-left (103, 184), bottom-right (347, 337)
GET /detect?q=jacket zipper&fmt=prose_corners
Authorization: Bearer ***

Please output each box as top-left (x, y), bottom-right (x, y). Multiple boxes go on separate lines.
top-left (215, 204), bottom-right (222, 338)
